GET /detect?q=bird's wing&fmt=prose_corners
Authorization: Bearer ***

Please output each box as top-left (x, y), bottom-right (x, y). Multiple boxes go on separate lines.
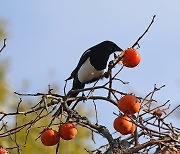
top-left (65, 49), bottom-right (91, 81)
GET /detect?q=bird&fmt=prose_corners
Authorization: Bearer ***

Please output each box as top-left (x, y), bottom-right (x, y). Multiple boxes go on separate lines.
top-left (54, 40), bottom-right (123, 116)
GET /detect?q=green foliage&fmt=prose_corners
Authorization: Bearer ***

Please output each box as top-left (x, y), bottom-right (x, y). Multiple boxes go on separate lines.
top-left (0, 19), bottom-right (92, 153)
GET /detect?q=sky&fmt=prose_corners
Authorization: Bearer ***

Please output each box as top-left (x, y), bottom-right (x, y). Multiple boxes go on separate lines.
top-left (0, 0), bottom-right (180, 149)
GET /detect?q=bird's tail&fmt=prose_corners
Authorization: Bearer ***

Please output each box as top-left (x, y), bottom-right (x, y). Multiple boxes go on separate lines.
top-left (53, 77), bottom-right (85, 117)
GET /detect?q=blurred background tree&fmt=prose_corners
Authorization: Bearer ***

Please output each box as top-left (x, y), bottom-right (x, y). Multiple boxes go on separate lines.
top-left (0, 18), bottom-right (7, 40)
top-left (0, 59), bottom-right (93, 154)
top-left (0, 19), bottom-right (93, 153)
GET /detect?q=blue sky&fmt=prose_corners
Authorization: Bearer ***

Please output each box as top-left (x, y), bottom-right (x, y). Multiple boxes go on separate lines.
top-left (0, 0), bottom-right (180, 148)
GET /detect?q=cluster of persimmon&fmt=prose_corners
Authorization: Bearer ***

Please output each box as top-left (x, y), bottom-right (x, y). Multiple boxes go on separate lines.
top-left (41, 48), bottom-right (141, 144)
top-left (113, 95), bottom-right (140, 135)
top-left (41, 123), bottom-right (77, 146)
top-left (114, 48), bottom-right (141, 135)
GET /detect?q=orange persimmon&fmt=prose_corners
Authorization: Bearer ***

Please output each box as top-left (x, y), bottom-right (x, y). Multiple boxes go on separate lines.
top-left (113, 115), bottom-right (136, 135)
top-left (59, 123), bottom-right (77, 140)
top-left (0, 146), bottom-right (9, 154)
top-left (117, 94), bottom-right (140, 115)
top-left (41, 129), bottom-right (60, 146)
top-left (122, 48), bottom-right (140, 68)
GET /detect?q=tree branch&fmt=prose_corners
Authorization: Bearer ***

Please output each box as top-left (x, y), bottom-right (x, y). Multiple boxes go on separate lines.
top-left (132, 15), bottom-right (156, 48)
top-left (0, 38), bottom-right (7, 53)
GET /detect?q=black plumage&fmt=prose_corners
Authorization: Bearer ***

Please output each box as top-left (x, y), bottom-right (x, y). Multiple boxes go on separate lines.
top-left (54, 40), bottom-right (122, 116)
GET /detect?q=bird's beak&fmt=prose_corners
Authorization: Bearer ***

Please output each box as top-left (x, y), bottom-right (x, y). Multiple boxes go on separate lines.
top-left (116, 47), bottom-right (125, 56)
top-left (114, 48), bottom-right (124, 64)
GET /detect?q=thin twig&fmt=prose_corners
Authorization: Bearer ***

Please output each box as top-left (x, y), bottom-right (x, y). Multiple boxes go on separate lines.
top-left (0, 38), bottom-right (7, 53)
top-left (132, 15), bottom-right (156, 48)
top-left (163, 104), bottom-right (180, 120)
top-left (93, 100), bottom-right (98, 124)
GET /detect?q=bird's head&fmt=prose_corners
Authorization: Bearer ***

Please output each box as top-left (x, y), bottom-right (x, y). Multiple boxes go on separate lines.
top-left (100, 40), bottom-right (123, 55)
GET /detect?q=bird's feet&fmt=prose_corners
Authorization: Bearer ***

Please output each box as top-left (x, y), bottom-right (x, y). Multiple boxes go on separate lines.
top-left (104, 60), bottom-right (115, 78)
top-left (104, 71), bottom-right (110, 78)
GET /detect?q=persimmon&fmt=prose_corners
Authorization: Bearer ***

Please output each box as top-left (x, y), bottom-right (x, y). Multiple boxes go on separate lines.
top-left (129, 122), bottom-right (136, 134)
top-left (153, 108), bottom-right (163, 118)
top-left (117, 94), bottom-right (140, 115)
top-left (59, 123), bottom-right (77, 140)
top-left (113, 115), bottom-right (136, 135)
top-left (41, 129), bottom-right (60, 146)
top-left (122, 48), bottom-right (140, 68)
top-left (0, 146), bottom-right (9, 154)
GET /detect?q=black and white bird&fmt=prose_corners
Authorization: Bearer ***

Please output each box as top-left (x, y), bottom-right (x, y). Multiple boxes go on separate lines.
top-left (54, 40), bottom-right (123, 116)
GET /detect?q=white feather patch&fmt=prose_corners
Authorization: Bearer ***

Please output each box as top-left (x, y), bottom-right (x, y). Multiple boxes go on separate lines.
top-left (77, 58), bottom-right (105, 83)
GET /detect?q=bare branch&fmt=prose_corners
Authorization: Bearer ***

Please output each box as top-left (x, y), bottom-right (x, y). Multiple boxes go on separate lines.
top-left (132, 15), bottom-right (156, 48)
top-left (0, 38), bottom-right (7, 53)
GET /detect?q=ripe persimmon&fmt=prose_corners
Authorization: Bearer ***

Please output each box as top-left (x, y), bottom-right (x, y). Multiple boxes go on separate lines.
top-left (117, 94), bottom-right (140, 115)
top-left (129, 122), bottom-right (136, 134)
top-left (59, 123), bottom-right (77, 140)
top-left (0, 146), bottom-right (9, 154)
top-left (41, 129), bottom-right (60, 146)
top-left (113, 115), bottom-right (136, 135)
top-left (122, 48), bottom-right (140, 68)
